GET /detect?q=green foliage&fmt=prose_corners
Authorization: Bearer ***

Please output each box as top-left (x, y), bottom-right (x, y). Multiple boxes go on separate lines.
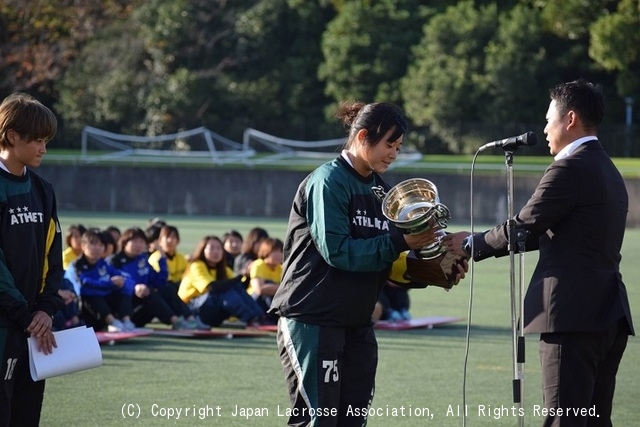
top-left (0, 0), bottom-right (141, 101)
top-left (1, 0), bottom-right (638, 154)
top-left (539, 0), bottom-right (615, 40)
top-left (56, 20), bottom-right (148, 141)
top-left (228, 0), bottom-right (335, 139)
top-left (589, 0), bottom-right (640, 95)
top-left (484, 4), bottom-right (549, 128)
top-left (402, 1), bottom-right (497, 153)
top-left (319, 0), bottom-right (426, 106)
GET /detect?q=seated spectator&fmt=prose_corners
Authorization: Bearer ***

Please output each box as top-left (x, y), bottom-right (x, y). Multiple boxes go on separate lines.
top-left (248, 238), bottom-right (283, 314)
top-left (100, 229), bottom-right (117, 260)
top-left (52, 278), bottom-right (83, 331)
top-left (109, 227), bottom-right (197, 330)
top-left (222, 230), bottom-right (243, 267)
top-left (72, 228), bottom-right (136, 332)
top-left (148, 225), bottom-right (188, 292)
top-left (233, 227), bottom-right (269, 277)
top-left (179, 235), bottom-right (265, 328)
top-left (145, 217), bottom-right (166, 253)
top-left (62, 223), bottom-right (86, 269)
top-left (376, 284), bottom-right (411, 322)
top-left (372, 252), bottom-right (413, 322)
top-left (104, 225), bottom-right (122, 253)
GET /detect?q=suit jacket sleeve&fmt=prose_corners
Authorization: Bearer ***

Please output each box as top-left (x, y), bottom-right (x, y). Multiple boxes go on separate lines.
top-left (471, 161), bottom-right (577, 260)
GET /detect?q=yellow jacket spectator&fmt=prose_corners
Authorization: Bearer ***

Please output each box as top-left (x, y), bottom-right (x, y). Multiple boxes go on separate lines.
top-left (62, 224), bottom-right (86, 269)
top-left (248, 238), bottom-right (283, 314)
top-left (179, 235), bottom-right (265, 327)
top-left (149, 225), bottom-right (188, 290)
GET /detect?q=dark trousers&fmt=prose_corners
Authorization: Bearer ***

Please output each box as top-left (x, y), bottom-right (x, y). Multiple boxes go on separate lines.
top-left (197, 284), bottom-right (264, 326)
top-left (82, 292), bottom-right (133, 331)
top-left (539, 318), bottom-right (629, 427)
top-left (276, 318), bottom-right (378, 427)
top-left (379, 285), bottom-right (410, 314)
top-left (0, 328), bottom-right (45, 427)
top-left (131, 291), bottom-right (175, 326)
top-left (157, 285), bottom-right (191, 319)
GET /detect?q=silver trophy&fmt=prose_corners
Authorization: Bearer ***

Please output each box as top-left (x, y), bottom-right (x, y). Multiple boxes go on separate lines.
top-left (375, 178), bottom-right (462, 288)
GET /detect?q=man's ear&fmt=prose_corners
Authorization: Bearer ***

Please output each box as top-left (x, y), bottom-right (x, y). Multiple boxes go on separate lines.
top-left (565, 110), bottom-right (578, 130)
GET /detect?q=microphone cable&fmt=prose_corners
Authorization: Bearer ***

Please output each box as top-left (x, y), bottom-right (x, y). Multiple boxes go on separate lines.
top-left (461, 149), bottom-right (480, 427)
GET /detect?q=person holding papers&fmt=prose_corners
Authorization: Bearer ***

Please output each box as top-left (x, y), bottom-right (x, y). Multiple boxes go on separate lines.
top-left (0, 93), bottom-right (63, 426)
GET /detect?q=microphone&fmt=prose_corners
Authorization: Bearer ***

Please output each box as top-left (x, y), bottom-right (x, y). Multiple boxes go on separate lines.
top-left (479, 131), bottom-right (537, 151)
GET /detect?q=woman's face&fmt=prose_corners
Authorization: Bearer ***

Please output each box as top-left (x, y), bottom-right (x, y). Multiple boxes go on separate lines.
top-left (224, 235), bottom-right (242, 256)
top-left (82, 239), bottom-right (104, 262)
top-left (353, 127), bottom-right (403, 176)
top-left (69, 230), bottom-right (83, 252)
top-left (124, 237), bottom-right (148, 257)
top-left (160, 231), bottom-right (179, 254)
top-left (265, 248), bottom-right (283, 266)
top-left (204, 239), bottom-right (224, 265)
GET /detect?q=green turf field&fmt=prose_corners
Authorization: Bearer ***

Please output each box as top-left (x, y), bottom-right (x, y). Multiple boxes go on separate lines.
top-left (39, 212), bottom-right (640, 426)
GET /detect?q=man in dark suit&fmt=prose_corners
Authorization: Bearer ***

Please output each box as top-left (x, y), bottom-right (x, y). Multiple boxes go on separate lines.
top-left (444, 79), bottom-right (634, 426)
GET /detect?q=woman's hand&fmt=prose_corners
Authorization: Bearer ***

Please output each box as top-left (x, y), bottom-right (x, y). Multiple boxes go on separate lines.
top-left (134, 284), bottom-right (150, 298)
top-left (27, 311), bottom-right (57, 355)
top-left (403, 226), bottom-right (444, 250)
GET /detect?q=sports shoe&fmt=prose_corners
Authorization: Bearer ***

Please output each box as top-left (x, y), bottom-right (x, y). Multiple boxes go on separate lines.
top-left (122, 318), bottom-right (137, 331)
top-left (400, 309), bottom-right (412, 321)
top-left (387, 310), bottom-right (404, 322)
top-left (172, 317), bottom-right (197, 330)
top-left (193, 316), bottom-right (210, 330)
top-left (108, 319), bottom-right (125, 332)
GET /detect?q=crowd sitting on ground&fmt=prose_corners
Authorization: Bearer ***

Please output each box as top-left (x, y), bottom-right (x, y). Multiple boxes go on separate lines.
top-left (55, 220), bottom-right (277, 332)
top-left (54, 218), bottom-right (413, 333)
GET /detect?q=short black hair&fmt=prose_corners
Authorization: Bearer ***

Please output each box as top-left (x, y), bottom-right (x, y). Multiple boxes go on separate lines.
top-left (549, 79), bottom-right (604, 132)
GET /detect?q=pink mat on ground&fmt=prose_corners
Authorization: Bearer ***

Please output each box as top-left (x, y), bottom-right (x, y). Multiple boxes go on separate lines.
top-left (148, 326), bottom-right (274, 338)
top-left (95, 328), bottom-right (154, 344)
top-left (374, 316), bottom-right (463, 330)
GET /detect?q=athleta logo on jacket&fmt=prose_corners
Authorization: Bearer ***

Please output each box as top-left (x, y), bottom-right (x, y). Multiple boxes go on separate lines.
top-left (8, 205), bottom-right (44, 225)
top-left (352, 209), bottom-right (390, 231)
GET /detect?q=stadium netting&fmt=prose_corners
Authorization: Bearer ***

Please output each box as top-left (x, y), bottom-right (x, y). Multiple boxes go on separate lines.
top-left (80, 126), bottom-right (254, 165)
top-left (77, 126), bottom-right (422, 168)
top-left (242, 128), bottom-right (422, 168)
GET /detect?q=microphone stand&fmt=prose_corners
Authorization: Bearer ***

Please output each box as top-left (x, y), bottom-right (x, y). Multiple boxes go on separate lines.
top-left (504, 149), bottom-right (526, 427)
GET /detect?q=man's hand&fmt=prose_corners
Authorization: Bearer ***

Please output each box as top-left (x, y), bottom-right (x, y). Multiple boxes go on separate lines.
top-left (27, 311), bottom-right (57, 355)
top-left (442, 231), bottom-right (472, 258)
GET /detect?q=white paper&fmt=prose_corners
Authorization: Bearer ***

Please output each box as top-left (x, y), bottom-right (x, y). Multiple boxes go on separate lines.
top-left (28, 326), bottom-right (103, 381)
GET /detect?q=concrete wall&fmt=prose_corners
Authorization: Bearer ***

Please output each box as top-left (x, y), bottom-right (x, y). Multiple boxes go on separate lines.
top-left (37, 164), bottom-right (640, 227)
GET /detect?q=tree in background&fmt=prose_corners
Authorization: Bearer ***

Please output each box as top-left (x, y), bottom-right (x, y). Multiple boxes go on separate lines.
top-left (401, 1), bottom-right (497, 153)
top-left (589, 0), bottom-right (640, 97)
top-left (223, 0), bottom-right (335, 140)
top-left (55, 0), bottom-right (335, 142)
top-left (483, 3), bottom-right (551, 154)
top-left (319, 0), bottom-right (426, 109)
top-left (1, 0), bottom-right (636, 154)
top-left (0, 0), bottom-right (136, 100)
top-left (56, 20), bottom-right (148, 142)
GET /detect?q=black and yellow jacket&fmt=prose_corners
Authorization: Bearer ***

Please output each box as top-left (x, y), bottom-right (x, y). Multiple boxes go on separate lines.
top-left (0, 168), bottom-right (63, 330)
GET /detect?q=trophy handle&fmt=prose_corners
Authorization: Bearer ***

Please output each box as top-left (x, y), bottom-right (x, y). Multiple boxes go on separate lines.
top-left (432, 204), bottom-right (451, 228)
top-left (371, 185), bottom-right (387, 202)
